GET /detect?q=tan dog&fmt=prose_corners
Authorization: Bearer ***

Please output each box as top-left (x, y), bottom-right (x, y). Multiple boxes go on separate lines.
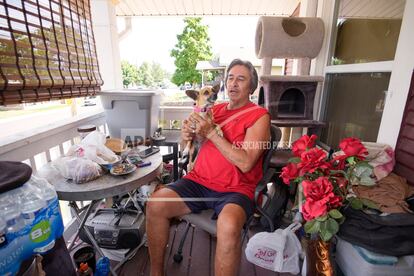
top-left (181, 83), bottom-right (222, 172)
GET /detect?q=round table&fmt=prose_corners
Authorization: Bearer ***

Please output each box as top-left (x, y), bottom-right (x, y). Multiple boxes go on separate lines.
top-left (37, 151), bottom-right (163, 201)
top-left (36, 151), bottom-right (162, 276)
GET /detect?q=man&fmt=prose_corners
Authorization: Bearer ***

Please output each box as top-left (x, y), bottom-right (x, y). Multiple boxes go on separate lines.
top-left (146, 59), bottom-right (270, 276)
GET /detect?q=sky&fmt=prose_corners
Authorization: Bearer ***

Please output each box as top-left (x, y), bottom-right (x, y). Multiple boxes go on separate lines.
top-left (117, 16), bottom-right (260, 73)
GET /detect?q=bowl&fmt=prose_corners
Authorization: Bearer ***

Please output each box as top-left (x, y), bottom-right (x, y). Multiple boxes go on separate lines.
top-left (98, 155), bottom-right (122, 171)
top-left (105, 138), bottom-right (128, 154)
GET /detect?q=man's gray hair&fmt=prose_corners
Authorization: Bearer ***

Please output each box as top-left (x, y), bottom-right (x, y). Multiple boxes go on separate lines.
top-left (225, 59), bottom-right (258, 94)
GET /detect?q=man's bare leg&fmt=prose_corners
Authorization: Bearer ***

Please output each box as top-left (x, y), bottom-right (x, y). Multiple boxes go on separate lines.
top-left (215, 203), bottom-right (246, 276)
top-left (146, 188), bottom-right (191, 276)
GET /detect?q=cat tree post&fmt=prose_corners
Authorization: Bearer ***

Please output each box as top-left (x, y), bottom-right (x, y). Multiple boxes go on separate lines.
top-left (255, 16), bottom-right (325, 148)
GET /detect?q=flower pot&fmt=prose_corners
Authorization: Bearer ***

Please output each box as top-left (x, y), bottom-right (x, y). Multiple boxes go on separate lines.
top-left (304, 237), bottom-right (334, 276)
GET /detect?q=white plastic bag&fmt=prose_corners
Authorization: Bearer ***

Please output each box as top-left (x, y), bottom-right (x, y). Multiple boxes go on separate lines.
top-left (66, 131), bottom-right (118, 164)
top-left (245, 222), bottom-right (302, 274)
top-left (53, 156), bottom-right (102, 184)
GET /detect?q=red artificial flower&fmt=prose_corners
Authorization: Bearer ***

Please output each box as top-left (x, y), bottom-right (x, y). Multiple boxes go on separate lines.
top-left (301, 177), bottom-right (337, 221)
top-left (332, 154), bottom-right (347, 170)
top-left (339, 137), bottom-right (368, 159)
top-left (298, 148), bottom-right (331, 175)
top-left (280, 162), bottom-right (299, 185)
top-left (292, 134), bottom-right (317, 157)
top-left (328, 195), bottom-right (343, 209)
top-left (302, 199), bottom-right (328, 221)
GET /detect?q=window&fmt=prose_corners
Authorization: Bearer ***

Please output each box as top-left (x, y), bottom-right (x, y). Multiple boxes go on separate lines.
top-left (0, 0), bottom-right (102, 105)
top-left (320, 72), bottom-right (390, 147)
top-left (329, 0), bottom-right (405, 65)
top-left (320, 0), bottom-right (405, 148)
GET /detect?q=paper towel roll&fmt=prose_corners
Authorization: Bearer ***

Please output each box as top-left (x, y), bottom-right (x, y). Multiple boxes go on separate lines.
top-left (255, 16), bottom-right (324, 59)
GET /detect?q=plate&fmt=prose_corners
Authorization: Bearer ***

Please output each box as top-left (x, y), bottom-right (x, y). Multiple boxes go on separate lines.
top-left (110, 163), bottom-right (136, 176)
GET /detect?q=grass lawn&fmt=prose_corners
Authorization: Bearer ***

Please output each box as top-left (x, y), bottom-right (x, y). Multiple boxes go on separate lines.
top-left (0, 104), bottom-right (69, 120)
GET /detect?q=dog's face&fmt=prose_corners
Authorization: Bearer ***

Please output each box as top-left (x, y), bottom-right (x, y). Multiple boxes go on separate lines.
top-left (186, 83), bottom-right (220, 107)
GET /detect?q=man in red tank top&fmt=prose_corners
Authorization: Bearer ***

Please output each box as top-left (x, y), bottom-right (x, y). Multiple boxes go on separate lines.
top-left (147, 59), bottom-right (271, 276)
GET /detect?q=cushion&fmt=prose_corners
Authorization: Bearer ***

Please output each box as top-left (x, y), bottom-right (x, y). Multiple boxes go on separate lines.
top-left (0, 161), bottom-right (32, 194)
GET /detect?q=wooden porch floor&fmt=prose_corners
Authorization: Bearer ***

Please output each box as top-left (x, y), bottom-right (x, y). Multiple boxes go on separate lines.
top-left (118, 220), bottom-right (294, 276)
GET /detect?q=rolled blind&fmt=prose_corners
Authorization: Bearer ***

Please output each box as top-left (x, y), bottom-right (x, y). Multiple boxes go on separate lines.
top-left (0, 0), bottom-right (103, 105)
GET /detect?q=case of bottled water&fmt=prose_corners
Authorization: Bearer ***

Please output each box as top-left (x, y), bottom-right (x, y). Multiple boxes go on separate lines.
top-left (0, 175), bottom-right (64, 275)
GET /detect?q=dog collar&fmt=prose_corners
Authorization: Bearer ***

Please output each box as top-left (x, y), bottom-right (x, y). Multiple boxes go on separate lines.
top-left (193, 106), bottom-right (211, 113)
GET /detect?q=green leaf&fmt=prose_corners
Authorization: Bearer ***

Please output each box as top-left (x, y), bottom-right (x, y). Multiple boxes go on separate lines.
top-left (350, 198), bottom-right (363, 209)
top-left (361, 198), bottom-right (379, 210)
top-left (316, 215), bottom-right (328, 222)
top-left (352, 165), bottom-right (376, 186)
top-left (326, 218), bottom-right (339, 235)
top-left (304, 220), bottom-right (321, 234)
top-left (355, 161), bottom-right (372, 169)
top-left (319, 220), bottom-right (334, 241)
top-left (328, 209), bottom-right (343, 219)
top-left (346, 156), bottom-right (356, 164)
top-left (288, 157), bottom-right (301, 163)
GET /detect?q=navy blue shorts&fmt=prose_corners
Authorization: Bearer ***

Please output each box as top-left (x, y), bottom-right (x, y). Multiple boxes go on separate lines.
top-left (166, 178), bottom-right (254, 219)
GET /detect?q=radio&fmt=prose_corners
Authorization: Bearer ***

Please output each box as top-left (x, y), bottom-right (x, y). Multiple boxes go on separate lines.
top-left (80, 208), bottom-right (145, 249)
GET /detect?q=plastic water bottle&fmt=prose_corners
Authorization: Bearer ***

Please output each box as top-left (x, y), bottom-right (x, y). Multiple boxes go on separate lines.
top-left (20, 193), bottom-right (46, 226)
top-left (29, 176), bottom-right (58, 205)
top-left (0, 217), bottom-right (7, 248)
top-left (95, 257), bottom-right (110, 276)
top-left (1, 196), bottom-right (25, 242)
top-left (78, 262), bottom-right (93, 276)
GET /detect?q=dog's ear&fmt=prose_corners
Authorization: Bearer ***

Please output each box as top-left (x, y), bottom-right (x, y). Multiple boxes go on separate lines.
top-left (186, 90), bottom-right (199, 101)
top-left (212, 83), bottom-right (221, 93)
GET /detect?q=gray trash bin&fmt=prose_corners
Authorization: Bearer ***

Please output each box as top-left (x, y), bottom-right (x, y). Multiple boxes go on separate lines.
top-left (100, 90), bottom-right (161, 144)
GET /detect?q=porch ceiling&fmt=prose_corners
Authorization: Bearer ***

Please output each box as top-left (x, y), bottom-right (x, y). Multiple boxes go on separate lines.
top-left (114, 0), bottom-right (300, 17)
top-left (339, 0), bottom-right (406, 19)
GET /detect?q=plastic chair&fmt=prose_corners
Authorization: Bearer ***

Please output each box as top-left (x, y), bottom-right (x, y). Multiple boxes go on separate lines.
top-left (173, 125), bottom-right (284, 263)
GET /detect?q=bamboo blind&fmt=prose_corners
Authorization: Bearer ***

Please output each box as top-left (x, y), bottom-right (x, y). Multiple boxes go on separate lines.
top-left (0, 0), bottom-right (103, 105)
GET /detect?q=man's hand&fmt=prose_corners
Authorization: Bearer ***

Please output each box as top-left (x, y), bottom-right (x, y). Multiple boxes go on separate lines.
top-left (181, 119), bottom-right (196, 142)
top-left (189, 112), bottom-right (215, 139)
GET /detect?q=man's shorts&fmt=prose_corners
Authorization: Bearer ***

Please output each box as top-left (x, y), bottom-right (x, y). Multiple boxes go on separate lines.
top-left (166, 178), bottom-right (254, 219)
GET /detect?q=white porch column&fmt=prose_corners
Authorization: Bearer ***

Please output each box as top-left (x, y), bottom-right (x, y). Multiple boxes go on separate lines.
top-left (90, 0), bottom-right (123, 90)
top-left (377, 0), bottom-right (414, 147)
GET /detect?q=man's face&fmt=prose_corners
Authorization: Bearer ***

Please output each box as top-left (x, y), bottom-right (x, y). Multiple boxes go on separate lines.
top-left (226, 65), bottom-right (251, 102)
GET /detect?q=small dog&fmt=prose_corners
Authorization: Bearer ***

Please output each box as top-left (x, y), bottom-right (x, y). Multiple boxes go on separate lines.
top-left (181, 83), bottom-right (222, 172)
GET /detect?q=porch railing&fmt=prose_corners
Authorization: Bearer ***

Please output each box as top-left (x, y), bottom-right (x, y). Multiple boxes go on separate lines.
top-left (0, 111), bottom-right (107, 172)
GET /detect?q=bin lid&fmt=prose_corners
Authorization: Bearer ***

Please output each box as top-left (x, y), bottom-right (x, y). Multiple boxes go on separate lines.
top-left (99, 89), bottom-right (162, 97)
top-left (0, 161), bottom-right (32, 194)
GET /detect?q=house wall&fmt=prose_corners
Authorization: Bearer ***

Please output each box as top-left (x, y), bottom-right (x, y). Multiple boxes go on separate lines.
top-left (378, 0), bottom-right (414, 148)
top-left (91, 0), bottom-right (123, 90)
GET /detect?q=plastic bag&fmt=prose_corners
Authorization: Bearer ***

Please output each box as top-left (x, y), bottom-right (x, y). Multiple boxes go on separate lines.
top-left (362, 142), bottom-right (395, 181)
top-left (66, 131), bottom-right (118, 164)
top-left (53, 156), bottom-right (102, 184)
top-left (245, 222), bottom-right (302, 274)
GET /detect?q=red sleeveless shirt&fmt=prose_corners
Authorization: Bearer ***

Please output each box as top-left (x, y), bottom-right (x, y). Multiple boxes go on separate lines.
top-left (184, 102), bottom-right (269, 200)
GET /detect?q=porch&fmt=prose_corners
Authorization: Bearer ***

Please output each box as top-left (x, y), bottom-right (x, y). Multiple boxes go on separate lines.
top-left (117, 220), bottom-right (289, 276)
top-left (0, 107), bottom-right (293, 275)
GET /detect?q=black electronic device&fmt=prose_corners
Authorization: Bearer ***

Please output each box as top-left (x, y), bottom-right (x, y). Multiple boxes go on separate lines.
top-left (80, 208), bottom-right (145, 249)
top-left (138, 147), bottom-right (160, 158)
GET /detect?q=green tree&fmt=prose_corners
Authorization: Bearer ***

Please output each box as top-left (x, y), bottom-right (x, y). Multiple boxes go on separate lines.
top-left (121, 60), bottom-right (138, 88)
top-left (151, 62), bottom-right (165, 86)
top-left (170, 17), bottom-right (213, 87)
top-left (137, 62), bottom-right (154, 87)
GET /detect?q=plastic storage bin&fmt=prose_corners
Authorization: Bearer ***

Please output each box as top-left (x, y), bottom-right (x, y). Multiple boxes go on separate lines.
top-left (336, 237), bottom-right (414, 276)
top-left (100, 90), bottom-right (161, 142)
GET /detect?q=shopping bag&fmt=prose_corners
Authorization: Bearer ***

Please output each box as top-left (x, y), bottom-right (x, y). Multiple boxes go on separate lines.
top-left (245, 222), bottom-right (302, 274)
